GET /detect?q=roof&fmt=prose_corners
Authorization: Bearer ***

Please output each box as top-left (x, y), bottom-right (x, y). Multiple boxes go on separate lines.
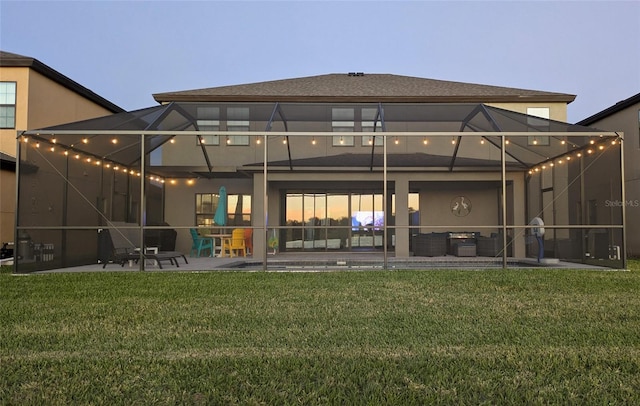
top-left (28, 101), bottom-right (610, 176)
top-left (244, 153), bottom-right (526, 170)
top-left (153, 73), bottom-right (576, 104)
top-left (0, 152), bottom-right (16, 171)
top-left (576, 92), bottom-right (640, 126)
top-left (0, 51), bottom-right (125, 114)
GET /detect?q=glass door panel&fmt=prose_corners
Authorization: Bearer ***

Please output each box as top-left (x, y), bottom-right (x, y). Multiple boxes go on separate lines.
top-left (327, 193), bottom-right (349, 250)
top-left (285, 193), bottom-right (303, 250)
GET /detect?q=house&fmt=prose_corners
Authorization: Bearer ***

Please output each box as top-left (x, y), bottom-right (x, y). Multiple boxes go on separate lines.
top-left (15, 73), bottom-right (625, 271)
top-left (0, 51), bottom-right (124, 248)
top-left (577, 92), bottom-right (640, 257)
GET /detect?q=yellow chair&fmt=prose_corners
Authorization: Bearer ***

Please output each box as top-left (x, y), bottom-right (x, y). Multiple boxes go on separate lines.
top-left (222, 229), bottom-right (247, 257)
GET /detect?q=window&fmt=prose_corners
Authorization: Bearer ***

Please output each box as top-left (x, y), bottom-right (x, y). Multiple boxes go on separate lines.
top-left (527, 107), bottom-right (550, 146)
top-left (196, 107), bottom-right (220, 145)
top-left (0, 82), bottom-right (17, 129)
top-left (332, 108), bottom-right (354, 146)
top-left (195, 193), bottom-right (251, 226)
top-left (195, 193), bottom-right (220, 226)
top-left (226, 107), bottom-right (250, 146)
top-left (361, 107), bottom-right (383, 146)
top-left (228, 194), bottom-right (252, 225)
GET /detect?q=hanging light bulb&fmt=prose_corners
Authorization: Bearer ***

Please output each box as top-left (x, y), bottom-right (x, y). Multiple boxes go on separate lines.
top-left (256, 137), bottom-right (261, 145)
top-left (312, 137), bottom-right (316, 145)
top-left (283, 137), bottom-right (287, 144)
top-left (480, 138), bottom-right (485, 145)
top-left (423, 137), bottom-right (428, 145)
top-left (394, 137), bottom-right (399, 145)
top-left (339, 136), bottom-right (344, 145)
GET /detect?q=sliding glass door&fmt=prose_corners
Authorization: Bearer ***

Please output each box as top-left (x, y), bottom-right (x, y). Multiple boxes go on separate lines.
top-left (284, 191), bottom-right (386, 252)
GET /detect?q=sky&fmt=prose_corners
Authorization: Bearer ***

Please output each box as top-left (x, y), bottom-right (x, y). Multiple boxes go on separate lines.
top-left (0, 0), bottom-right (638, 123)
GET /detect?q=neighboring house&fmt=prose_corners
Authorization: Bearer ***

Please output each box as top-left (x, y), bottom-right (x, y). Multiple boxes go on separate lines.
top-left (577, 92), bottom-right (640, 257)
top-left (17, 73), bottom-right (624, 271)
top-left (0, 51), bottom-right (124, 246)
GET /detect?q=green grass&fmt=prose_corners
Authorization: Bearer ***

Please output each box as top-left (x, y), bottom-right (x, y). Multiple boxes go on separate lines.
top-left (2, 262), bottom-right (640, 404)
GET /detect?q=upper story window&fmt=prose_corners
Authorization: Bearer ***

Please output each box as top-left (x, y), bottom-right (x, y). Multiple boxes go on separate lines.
top-left (0, 82), bottom-right (17, 129)
top-left (527, 107), bottom-right (550, 146)
top-left (226, 107), bottom-right (250, 146)
top-left (361, 107), bottom-right (383, 146)
top-left (196, 106), bottom-right (220, 145)
top-left (332, 108), bottom-right (354, 146)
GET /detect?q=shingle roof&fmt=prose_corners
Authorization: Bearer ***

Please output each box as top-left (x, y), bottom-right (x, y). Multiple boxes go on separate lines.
top-left (153, 73), bottom-right (576, 104)
top-left (0, 51), bottom-right (124, 113)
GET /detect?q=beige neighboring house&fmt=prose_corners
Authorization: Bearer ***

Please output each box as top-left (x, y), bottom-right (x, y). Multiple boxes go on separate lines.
top-left (0, 51), bottom-right (124, 246)
top-left (577, 93), bottom-right (640, 257)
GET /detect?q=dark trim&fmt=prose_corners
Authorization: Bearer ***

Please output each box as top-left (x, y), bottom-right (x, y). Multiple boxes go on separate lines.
top-left (0, 52), bottom-right (125, 114)
top-left (577, 92), bottom-right (640, 125)
top-left (153, 94), bottom-right (576, 104)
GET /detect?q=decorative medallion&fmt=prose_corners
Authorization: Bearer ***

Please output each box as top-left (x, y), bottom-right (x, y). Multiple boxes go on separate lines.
top-left (450, 196), bottom-right (472, 217)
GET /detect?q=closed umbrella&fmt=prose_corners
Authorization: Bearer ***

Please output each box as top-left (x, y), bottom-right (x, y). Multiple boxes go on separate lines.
top-left (213, 186), bottom-right (227, 226)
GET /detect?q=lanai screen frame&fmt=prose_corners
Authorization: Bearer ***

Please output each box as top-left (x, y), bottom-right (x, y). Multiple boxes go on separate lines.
top-left (15, 102), bottom-right (626, 271)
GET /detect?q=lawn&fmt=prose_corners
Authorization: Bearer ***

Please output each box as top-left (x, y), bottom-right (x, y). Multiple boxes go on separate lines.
top-left (1, 261), bottom-right (639, 404)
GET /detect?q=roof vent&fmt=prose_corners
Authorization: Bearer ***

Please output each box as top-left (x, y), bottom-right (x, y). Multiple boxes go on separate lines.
top-left (347, 72), bottom-right (364, 77)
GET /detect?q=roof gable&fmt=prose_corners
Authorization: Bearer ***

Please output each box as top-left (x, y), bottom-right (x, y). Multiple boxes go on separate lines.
top-left (153, 73), bottom-right (576, 104)
top-left (0, 50), bottom-right (124, 113)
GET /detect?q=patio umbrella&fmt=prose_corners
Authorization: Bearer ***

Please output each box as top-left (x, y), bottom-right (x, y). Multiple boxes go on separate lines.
top-left (213, 186), bottom-right (227, 226)
top-left (234, 194), bottom-right (244, 225)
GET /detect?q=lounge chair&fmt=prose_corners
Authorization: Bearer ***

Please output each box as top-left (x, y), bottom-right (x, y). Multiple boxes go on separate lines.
top-left (98, 228), bottom-right (187, 269)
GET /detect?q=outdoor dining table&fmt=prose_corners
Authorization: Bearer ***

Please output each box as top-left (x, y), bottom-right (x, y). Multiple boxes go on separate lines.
top-left (204, 233), bottom-right (232, 257)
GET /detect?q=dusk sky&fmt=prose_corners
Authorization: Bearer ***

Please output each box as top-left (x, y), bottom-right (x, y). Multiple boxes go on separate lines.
top-left (1, 0), bottom-right (638, 123)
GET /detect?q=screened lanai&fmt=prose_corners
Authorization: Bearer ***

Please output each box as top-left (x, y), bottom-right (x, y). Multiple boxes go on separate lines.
top-left (15, 102), bottom-right (626, 272)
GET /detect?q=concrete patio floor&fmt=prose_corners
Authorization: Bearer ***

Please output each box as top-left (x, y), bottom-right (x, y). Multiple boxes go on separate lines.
top-left (27, 251), bottom-right (618, 273)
